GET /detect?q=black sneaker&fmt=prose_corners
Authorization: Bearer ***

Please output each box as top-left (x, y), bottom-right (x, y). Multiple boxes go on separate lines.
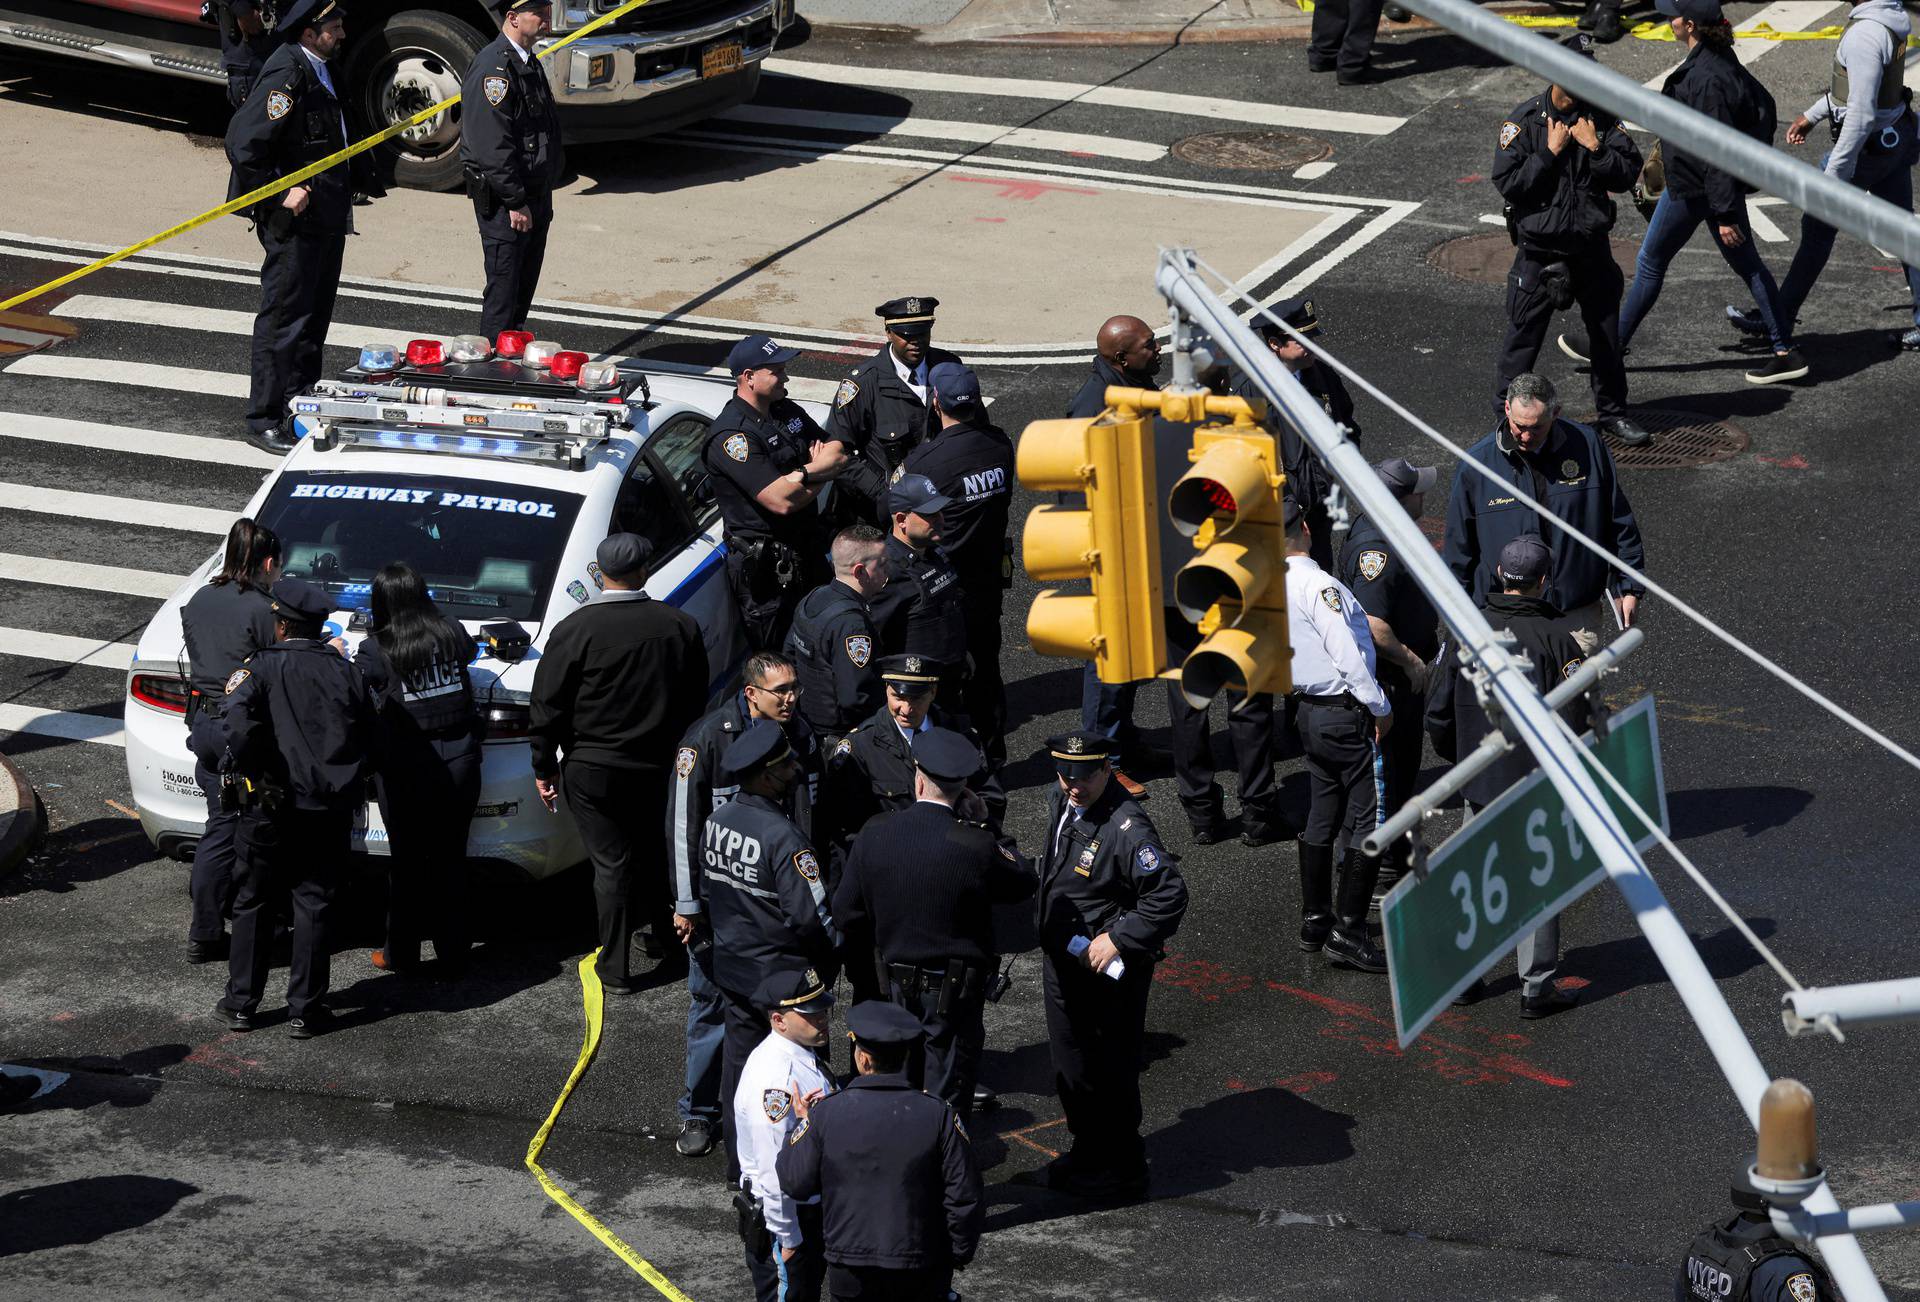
top-left (1745, 350), bottom-right (1809, 384)
top-left (675, 1117), bottom-right (717, 1157)
top-left (286, 1008), bottom-right (335, 1040)
top-left (1592, 6), bottom-right (1625, 41)
top-left (1725, 304), bottom-right (1768, 337)
top-left (1901, 327), bottom-right (1920, 351)
top-left (1557, 330), bottom-right (1592, 364)
top-left (213, 1001), bottom-right (255, 1033)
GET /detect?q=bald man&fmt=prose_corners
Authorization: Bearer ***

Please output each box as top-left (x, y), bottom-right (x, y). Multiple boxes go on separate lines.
top-left (1063, 315), bottom-right (1168, 796)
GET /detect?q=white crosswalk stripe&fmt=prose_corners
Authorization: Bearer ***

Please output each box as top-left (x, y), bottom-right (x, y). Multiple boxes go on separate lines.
top-left (0, 704), bottom-right (126, 748)
top-left (715, 104), bottom-right (1169, 161)
top-left (0, 411), bottom-right (281, 469)
top-left (0, 480), bottom-right (235, 534)
top-left (0, 626), bottom-right (137, 671)
top-left (8, 353), bottom-right (249, 399)
top-left (0, 552), bottom-right (183, 599)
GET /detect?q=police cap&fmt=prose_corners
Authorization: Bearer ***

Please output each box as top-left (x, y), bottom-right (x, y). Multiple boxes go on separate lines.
top-left (877, 654), bottom-right (943, 694)
top-left (1560, 28), bottom-right (1600, 57)
top-left (1256, 295), bottom-right (1320, 340)
top-left (1496, 535), bottom-right (1553, 587)
top-left (1047, 730), bottom-right (1110, 778)
top-left (911, 727), bottom-right (981, 783)
top-left (720, 720), bottom-right (794, 781)
top-left (927, 362), bottom-right (981, 414)
top-left (489, 0), bottom-right (550, 13)
top-left (269, 576), bottom-right (333, 624)
top-left (1282, 493), bottom-right (1305, 531)
top-left (279, 0), bottom-right (345, 38)
top-left (595, 532), bottom-right (654, 581)
top-left (754, 966), bottom-right (836, 1014)
top-left (846, 1000), bottom-right (925, 1047)
top-left (1652, 0), bottom-right (1722, 21)
top-left (887, 472), bottom-right (951, 518)
top-left (727, 333), bottom-right (801, 375)
top-left (876, 296), bottom-right (938, 338)
top-left (1374, 457), bottom-right (1438, 500)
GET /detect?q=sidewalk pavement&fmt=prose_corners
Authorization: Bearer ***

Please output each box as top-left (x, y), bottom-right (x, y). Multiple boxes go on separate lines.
top-left (0, 751), bottom-right (45, 879)
top-left (798, 0), bottom-right (1561, 44)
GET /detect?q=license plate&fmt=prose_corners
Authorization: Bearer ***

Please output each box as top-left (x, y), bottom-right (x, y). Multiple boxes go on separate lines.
top-left (701, 41), bottom-right (742, 79)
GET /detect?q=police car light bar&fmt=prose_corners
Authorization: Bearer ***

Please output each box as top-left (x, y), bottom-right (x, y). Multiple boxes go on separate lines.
top-left (293, 392), bottom-right (611, 439)
top-left (309, 421), bottom-right (592, 471)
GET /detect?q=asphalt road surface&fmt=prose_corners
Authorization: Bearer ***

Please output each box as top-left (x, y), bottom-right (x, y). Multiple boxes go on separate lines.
top-left (5, 12), bottom-right (1920, 1300)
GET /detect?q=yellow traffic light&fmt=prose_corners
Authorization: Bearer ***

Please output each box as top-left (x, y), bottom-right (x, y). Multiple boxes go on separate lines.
top-left (1016, 401), bottom-right (1166, 685)
top-left (1167, 420), bottom-right (1292, 706)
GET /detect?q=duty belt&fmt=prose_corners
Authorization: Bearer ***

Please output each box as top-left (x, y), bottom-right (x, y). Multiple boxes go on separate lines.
top-left (1290, 691), bottom-right (1363, 709)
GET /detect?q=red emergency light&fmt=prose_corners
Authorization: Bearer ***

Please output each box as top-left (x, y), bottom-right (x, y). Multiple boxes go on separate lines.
top-left (405, 338), bottom-right (445, 366)
top-left (495, 330), bottom-right (534, 359)
top-left (548, 351), bottom-right (588, 381)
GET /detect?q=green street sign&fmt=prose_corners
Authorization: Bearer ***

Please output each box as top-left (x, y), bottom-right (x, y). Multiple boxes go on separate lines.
top-left (1382, 694), bottom-right (1668, 1047)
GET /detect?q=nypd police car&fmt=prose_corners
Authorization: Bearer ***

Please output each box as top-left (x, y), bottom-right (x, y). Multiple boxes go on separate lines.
top-left (123, 333), bottom-right (802, 879)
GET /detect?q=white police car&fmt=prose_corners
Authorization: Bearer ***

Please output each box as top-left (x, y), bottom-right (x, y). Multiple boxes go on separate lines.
top-left (123, 333), bottom-right (790, 879)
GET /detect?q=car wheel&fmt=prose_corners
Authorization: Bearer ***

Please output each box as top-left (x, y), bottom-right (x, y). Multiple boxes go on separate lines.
top-left (342, 7), bottom-right (488, 192)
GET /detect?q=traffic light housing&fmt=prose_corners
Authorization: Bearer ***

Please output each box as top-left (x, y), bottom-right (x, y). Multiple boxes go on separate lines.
top-left (1017, 400), bottom-right (1166, 686)
top-left (1167, 417), bottom-right (1292, 707)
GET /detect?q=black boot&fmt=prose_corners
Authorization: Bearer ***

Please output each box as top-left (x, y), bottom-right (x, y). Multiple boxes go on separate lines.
top-left (1324, 850), bottom-right (1388, 973)
top-left (1591, 3), bottom-right (1625, 42)
top-left (1297, 842), bottom-right (1335, 952)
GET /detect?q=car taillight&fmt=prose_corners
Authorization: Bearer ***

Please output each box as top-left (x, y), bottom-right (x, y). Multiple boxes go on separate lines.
top-left (481, 702), bottom-right (531, 740)
top-left (131, 673), bottom-right (190, 714)
top-left (523, 340), bottom-right (563, 368)
top-left (496, 330), bottom-right (534, 359)
top-left (548, 351), bottom-right (588, 381)
top-left (406, 338), bottom-right (445, 366)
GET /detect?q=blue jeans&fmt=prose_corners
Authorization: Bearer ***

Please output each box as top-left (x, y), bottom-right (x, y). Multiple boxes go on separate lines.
top-left (1619, 190), bottom-right (1792, 352)
top-left (1779, 120), bottom-right (1920, 329)
top-left (1080, 662), bottom-right (1140, 747)
top-left (679, 937), bottom-right (726, 1123)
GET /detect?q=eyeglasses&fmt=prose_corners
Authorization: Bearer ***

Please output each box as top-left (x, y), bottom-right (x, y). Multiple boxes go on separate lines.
top-left (751, 680), bottom-right (803, 698)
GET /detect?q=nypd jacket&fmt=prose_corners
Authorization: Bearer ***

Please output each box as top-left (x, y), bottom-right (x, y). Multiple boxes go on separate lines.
top-left (181, 580), bottom-right (278, 702)
top-left (867, 535), bottom-right (967, 667)
top-left (1037, 783), bottom-right (1186, 960)
top-left (1441, 418), bottom-right (1646, 611)
top-left (668, 694), bottom-right (820, 916)
top-left (1658, 43), bottom-right (1777, 219)
top-left (225, 42), bottom-right (363, 233)
top-left (785, 581), bottom-right (884, 737)
top-left (355, 634), bottom-right (481, 741)
top-left (824, 345), bottom-right (962, 474)
top-left (458, 32), bottom-right (564, 212)
top-left (1492, 91), bottom-right (1642, 255)
top-left (775, 1072), bottom-right (983, 1271)
top-left (702, 792), bottom-right (838, 996)
top-left (899, 417), bottom-right (1015, 586)
top-left (217, 639), bottom-right (380, 812)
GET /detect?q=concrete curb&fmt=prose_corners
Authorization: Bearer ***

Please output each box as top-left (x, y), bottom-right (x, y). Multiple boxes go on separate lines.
top-left (0, 752), bottom-right (46, 879)
top-left (805, 1), bottom-right (1564, 45)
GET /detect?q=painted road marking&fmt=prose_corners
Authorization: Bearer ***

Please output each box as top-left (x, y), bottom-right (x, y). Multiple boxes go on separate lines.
top-left (8, 353), bottom-right (248, 399)
top-left (0, 479), bottom-right (234, 534)
top-left (0, 410), bottom-right (282, 469)
top-left (0, 704), bottom-right (126, 747)
top-left (716, 104), bottom-right (1168, 161)
top-left (1746, 204), bottom-right (1789, 242)
top-left (0, 552), bottom-right (182, 599)
top-left (1292, 160), bottom-right (1338, 181)
top-left (763, 58), bottom-right (1408, 137)
top-left (0, 626), bottom-right (137, 671)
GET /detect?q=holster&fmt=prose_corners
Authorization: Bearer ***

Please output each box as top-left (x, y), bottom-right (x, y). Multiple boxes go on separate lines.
top-left (733, 1188), bottom-right (772, 1258)
top-left (465, 164), bottom-right (498, 219)
top-left (1000, 536), bottom-right (1015, 590)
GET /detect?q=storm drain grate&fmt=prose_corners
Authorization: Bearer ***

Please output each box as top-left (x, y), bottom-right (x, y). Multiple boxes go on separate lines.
top-left (1171, 130), bottom-right (1331, 171)
top-left (1591, 409), bottom-right (1749, 469)
top-left (1427, 232), bottom-right (1638, 284)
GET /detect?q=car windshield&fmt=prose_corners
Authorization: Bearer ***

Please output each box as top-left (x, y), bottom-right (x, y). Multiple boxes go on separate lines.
top-left (256, 471), bottom-right (585, 623)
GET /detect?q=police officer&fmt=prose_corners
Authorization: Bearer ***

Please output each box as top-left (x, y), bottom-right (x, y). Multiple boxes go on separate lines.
top-left (702, 722), bottom-right (838, 1182)
top-left (901, 362), bottom-right (1014, 762)
top-left (211, 577), bottom-right (379, 1039)
top-left (1425, 537), bottom-right (1590, 1018)
top-left (785, 524), bottom-right (889, 741)
top-left (1307, 0), bottom-right (1385, 85)
top-left (867, 474), bottom-right (967, 696)
top-left (734, 967), bottom-right (836, 1302)
top-left (460, 0), bottom-right (564, 342)
top-left (226, 0), bottom-right (373, 455)
top-left (1067, 314), bottom-right (1164, 794)
top-left (1676, 1174), bottom-right (1836, 1300)
top-left (776, 1002), bottom-right (984, 1302)
top-left (531, 534), bottom-right (709, 992)
top-left (823, 296), bottom-right (962, 526)
top-left (213, 0), bottom-right (276, 107)
top-left (1441, 371), bottom-right (1647, 657)
top-left (819, 655), bottom-right (1004, 864)
top-left (706, 333), bottom-right (850, 652)
top-left (1728, 0), bottom-right (1920, 352)
top-left (1284, 498), bottom-right (1392, 975)
top-left (1235, 297), bottom-right (1355, 570)
top-left (181, 519), bottom-right (282, 965)
top-left (1339, 458), bottom-right (1441, 897)
top-left (835, 728), bottom-right (1033, 1115)
top-left (1490, 32), bottom-right (1653, 449)
top-left (1036, 731), bottom-right (1187, 1201)
top-left (669, 651), bottom-right (821, 1159)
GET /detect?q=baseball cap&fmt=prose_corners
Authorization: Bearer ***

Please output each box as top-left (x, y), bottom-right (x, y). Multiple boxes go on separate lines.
top-left (887, 472), bottom-right (951, 518)
top-left (1496, 535), bottom-right (1553, 587)
top-left (726, 333), bottom-right (801, 375)
top-left (1375, 457), bottom-right (1439, 499)
top-left (927, 362), bottom-right (981, 413)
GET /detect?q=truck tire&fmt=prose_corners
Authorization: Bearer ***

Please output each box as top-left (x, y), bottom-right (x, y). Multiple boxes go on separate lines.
top-left (342, 7), bottom-right (489, 192)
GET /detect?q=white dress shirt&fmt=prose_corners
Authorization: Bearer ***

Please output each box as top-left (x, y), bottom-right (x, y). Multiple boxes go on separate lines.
top-left (890, 348), bottom-right (929, 405)
top-left (733, 1030), bottom-right (833, 1249)
top-left (1284, 554), bottom-right (1390, 717)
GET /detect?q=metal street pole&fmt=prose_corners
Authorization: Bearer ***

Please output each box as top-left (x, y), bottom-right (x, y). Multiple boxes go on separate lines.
top-left (1152, 248), bottom-right (1887, 1301)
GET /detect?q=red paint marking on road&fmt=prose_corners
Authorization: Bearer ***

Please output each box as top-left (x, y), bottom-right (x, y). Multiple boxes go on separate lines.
top-left (185, 1036), bottom-right (260, 1078)
top-left (105, 799), bottom-right (139, 819)
top-left (948, 174), bottom-right (1100, 202)
top-left (973, 216), bottom-right (1008, 223)
top-left (1871, 265), bottom-right (1902, 273)
top-left (1557, 976), bottom-right (1592, 991)
top-left (50, 1011), bottom-right (75, 1023)
top-left (1156, 953), bottom-right (1258, 1002)
top-left (1000, 1116), bottom-right (1067, 1159)
top-left (1225, 1076), bottom-right (1248, 1091)
top-left (1456, 174), bottom-right (1484, 183)
top-left (1268, 981), bottom-right (1572, 1089)
top-left (1069, 149), bottom-right (1097, 159)
top-left (1275, 1071), bottom-right (1338, 1095)
top-left (1758, 454), bottom-right (1810, 470)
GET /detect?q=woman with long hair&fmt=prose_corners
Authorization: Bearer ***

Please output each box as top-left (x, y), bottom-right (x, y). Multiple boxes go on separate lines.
top-left (181, 517), bottom-right (282, 965)
top-left (355, 562), bottom-right (483, 972)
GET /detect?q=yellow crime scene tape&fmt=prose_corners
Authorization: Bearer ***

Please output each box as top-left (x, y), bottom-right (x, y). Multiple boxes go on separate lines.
top-left (1290, 0), bottom-right (1912, 44)
top-left (0, 0), bottom-right (656, 314)
top-left (525, 948), bottom-right (699, 1301)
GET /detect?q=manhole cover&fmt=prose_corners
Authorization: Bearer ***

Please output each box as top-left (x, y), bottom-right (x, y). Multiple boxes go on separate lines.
top-left (1588, 409), bottom-right (1749, 469)
top-left (1171, 130), bottom-right (1331, 171)
top-left (1427, 233), bottom-right (1638, 284)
